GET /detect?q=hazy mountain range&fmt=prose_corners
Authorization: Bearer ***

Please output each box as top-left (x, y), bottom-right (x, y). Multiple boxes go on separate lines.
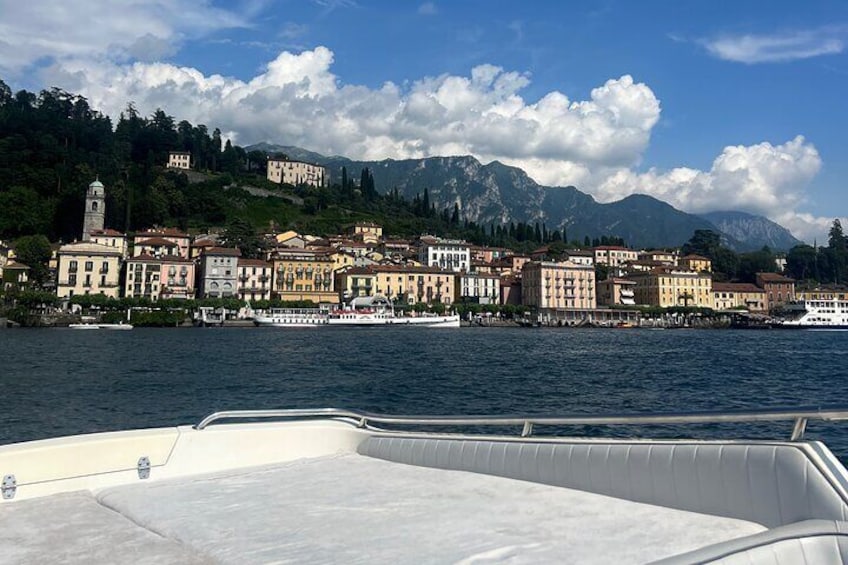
top-left (248, 143), bottom-right (803, 251)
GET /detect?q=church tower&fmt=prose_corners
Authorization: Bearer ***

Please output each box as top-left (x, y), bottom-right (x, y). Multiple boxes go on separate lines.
top-left (81, 179), bottom-right (105, 241)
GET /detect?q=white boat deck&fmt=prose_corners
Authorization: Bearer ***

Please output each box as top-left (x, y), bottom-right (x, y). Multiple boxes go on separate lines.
top-left (2, 453), bottom-right (766, 564)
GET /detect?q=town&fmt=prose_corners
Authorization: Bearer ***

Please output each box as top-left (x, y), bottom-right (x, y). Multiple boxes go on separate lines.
top-left (0, 151), bottom-right (824, 328)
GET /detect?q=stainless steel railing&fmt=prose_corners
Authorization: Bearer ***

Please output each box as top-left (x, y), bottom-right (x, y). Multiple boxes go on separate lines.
top-left (194, 406), bottom-right (848, 441)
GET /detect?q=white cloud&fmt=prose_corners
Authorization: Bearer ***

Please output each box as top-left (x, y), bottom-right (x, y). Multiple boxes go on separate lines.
top-left (0, 0), bottom-right (246, 73)
top-left (702, 28), bottom-right (845, 64)
top-left (29, 38), bottom-right (831, 243)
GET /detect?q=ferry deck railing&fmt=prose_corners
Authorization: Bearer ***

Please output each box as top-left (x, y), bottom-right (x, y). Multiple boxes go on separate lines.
top-left (194, 406), bottom-right (848, 441)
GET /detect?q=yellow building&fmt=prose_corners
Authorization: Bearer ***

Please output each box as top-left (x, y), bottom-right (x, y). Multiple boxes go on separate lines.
top-left (89, 229), bottom-right (128, 259)
top-left (237, 259), bottom-right (273, 302)
top-left (338, 265), bottom-right (456, 305)
top-left (350, 222), bottom-right (383, 244)
top-left (596, 278), bottom-right (636, 307)
top-left (629, 267), bottom-right (713, 308)
top-left (56, 242), bottom-right (123, 299)
top-left (336, 267), bottom-right (377, 300)
top-left (266, 158), bottom-right (325, 187)
top-left (639, 250), bottom-right (677, 265)
top-left (522, 261), bottom-right (596, 310)
top-left (270, 249), bottom-right (336, 303)
top-left (796, 287), bottom-right (848, 301)
top-left (593, 246), bottom-right (638, 268)
top-left (167, 151), bottom-right (191, 170)
top-left (679, 254), bottom-right (712, 273)
top-left (712, 282), bottom-right (766, 312)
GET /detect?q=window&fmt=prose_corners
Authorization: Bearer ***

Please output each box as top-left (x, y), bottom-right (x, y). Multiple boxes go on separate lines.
top-left (69, 260), bottom-right (78, 272)
top-left (69, 274), bottom-right (77, 285)
top-left (85, 261), bottom-right (93, 272)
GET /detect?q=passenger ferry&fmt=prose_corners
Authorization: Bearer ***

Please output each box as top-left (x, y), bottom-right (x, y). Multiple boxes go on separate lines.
top-left (252, 308), bottom-right (329, 327)
top-left (773, 298), bottom-right (848, 329)
top-left (328, 295), bottom-right (460, 327)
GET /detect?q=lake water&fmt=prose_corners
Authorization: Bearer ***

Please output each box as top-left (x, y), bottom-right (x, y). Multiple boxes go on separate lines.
top-left (2, 327), bottom-right (847, 459)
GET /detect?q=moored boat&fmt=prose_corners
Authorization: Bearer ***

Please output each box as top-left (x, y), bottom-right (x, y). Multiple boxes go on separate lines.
top-left (69, 322), bottom-right (133, 330)
top-left (253, 308), bottom-right (329, 327)
top-left (772, 298), bottom-right (848, 329)
top-left (327, 295), bottom-right (460, 327)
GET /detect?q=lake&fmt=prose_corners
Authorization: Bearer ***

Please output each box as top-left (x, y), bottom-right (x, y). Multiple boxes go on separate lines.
top-left (2, 327), bottom-right (847, 458)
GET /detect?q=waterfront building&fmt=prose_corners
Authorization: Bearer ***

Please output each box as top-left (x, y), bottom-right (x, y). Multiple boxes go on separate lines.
top-left (470, 261), bottom-right (494, 274)
top-left (596, 278), bottom-right (637, 307)
top-left (133, 228), bottom-right (191, 259)
top-left (160, 256), bottom-right (196, 300)
top-left (680, 254), bottom-right (712, 273)
top-left (349, 222), bottom-right (383, 244)
top-left (167, 151), bottom-right (191, 170)
top-left (237, 259), bottom-right (273, 302)
top-left (89, 229), bottom-right (128, 259)
top-left (756, 272), bottom-right (796, 311)
top-left (2, 261), bottom-right (29, 291)
top-left (266, 158), bottom-right (326, 187)
top-left (522, 261), bottom-right (597, 310)
top-left (628, 267), bottom-right (712, 308)
top-left (270, 248), bottom-right (336, 303)
top-left (593, 246), bottom-right (639, 268)
top-left (81, 179), bottom-right (105, 242)
top-left (369, 265), bottom-right (455, 305)
top-left (712, 282), bottom-right (766, 312)
top-left (336, 267), bottom-right (377, 301)
top-left (456, 272), bottom-right (501, 305)
top-left (379, 239), bottom-right (414, 258)
top-left (418, 236), bottom-right (471, 273)
top-left (198, 247), bottom-right (241, 299)
top-left (56, 242), bottom-right (123, 299)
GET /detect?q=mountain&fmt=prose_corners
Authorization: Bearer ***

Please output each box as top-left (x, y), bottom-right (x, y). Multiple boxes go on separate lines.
top-left (248, 143), bottom-right (794, 249)
top-left (699, 211), bottom-right (802, 252)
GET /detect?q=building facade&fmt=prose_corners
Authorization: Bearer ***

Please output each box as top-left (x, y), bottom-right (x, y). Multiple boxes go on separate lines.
top-left (629, 267), bottom-right (713, 308)
top-left (712, 282), bottom-right (766, 312)
top-left (596, 278), bottom-right (637, 307)
top-left (237, 259), bottom-right (273, 302)
top-left (167, 151), bottom-right (191, 170)
top-left (679, 254), bottom-right (712, 273)
top-left (370, 265), bottom-right (455, 305)
top-left (456, 272), bottom-right (501, 304)
top-left (89, 229), bottom-right (128, 259)
top-left (522, 261), bottom-right (597, 310)
top-left (133, 229), bottom-right (191, 259)
top-left (418, 236), bottom-right (471, 273)
top-left (756, 272), bottom-right (796, 311)
top-left (270, 249), bottom-right (336, 303)
top-left (198, 247), bottom-right (241, 298)
top-left (56, 242), bottom-right (123, 299)
top-left (266, 158), bottom-right (326, 187)
top-left (593, 246), bottom-right (639, 268)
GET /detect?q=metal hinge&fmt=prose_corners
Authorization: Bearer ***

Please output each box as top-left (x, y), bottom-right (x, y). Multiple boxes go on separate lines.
top-left (2, 474), bottom-right (16, 499)
top-left (137, 457), bottom-right (150, 480)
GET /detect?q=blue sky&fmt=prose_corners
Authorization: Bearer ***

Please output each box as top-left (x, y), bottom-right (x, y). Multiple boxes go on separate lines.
top-left (1, 0), bottom-right (847, 242)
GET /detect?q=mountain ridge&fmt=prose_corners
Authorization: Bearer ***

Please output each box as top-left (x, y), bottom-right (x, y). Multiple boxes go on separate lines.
top-left (251, 142), bottom-right (801, 250)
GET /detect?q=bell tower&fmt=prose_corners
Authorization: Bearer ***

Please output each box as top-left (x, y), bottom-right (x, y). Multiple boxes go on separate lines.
top-left (82, 178), bottom-right (105, 241)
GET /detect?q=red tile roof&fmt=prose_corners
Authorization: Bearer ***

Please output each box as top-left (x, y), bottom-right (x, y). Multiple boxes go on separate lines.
top-left (713, 282), bottom-right (763, 293)
top-left (203, 247), bottom-right (242, 257)
top-left (238, 258), bottom-right (271, 267)
top-left (135, 237), bottom-right (179, 247)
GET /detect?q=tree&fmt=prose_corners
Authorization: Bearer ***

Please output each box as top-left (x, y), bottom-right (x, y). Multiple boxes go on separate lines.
top-left (786, 244), bottom-right (818, 281)
top-left (221, 217), bottom-right (265, 259)
top-left (13, 235), bottom-right (52, 286)
top-left (450, 203), bottom-right (460, 225)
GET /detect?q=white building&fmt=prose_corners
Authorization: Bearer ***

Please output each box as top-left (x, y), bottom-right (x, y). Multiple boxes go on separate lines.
top-left (198, 247), bottom-right (241, 298)
top-left (418, 236), bottom-right (471, 273)
top-left (266, 158), bottom-right (326, 187)
top-left (167, 151), bottom-right (191, 170)
top-left (456, 272), bottom-right (501, 305)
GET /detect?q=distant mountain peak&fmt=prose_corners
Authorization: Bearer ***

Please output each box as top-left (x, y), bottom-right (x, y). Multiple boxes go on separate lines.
top-left (699, 210), bottom-right (802, 252)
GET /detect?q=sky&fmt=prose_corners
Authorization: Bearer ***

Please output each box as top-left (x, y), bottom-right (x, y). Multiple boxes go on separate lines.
top-left (1, 0), bottom-right (847, 243)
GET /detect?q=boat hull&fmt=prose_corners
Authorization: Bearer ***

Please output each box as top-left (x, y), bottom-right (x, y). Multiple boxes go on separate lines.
top-left (327, 315), bottom-right (460, 327)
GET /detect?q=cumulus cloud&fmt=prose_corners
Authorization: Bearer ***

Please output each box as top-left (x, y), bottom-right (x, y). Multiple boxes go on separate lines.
top-left (0, 0), bottom-right (246, 73)
top-left (702, 28), bottom-right (846, 64)
top-left (33, 43), bottom-right (830, 242)
top-left (418, 2), bottom-right (437, 16)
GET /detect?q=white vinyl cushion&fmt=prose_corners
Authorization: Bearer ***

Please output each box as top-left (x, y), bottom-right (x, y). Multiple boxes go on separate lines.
top-left (94, 454), bottom-right (765, 564)
top-left (0, 492), bottom-right (209, 565)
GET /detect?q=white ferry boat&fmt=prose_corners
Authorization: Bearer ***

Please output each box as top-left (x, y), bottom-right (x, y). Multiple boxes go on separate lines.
top-left (3, 406), bottom-right (848, 563)
top-left (68, 322), bottom-right (133, 330)
top-left (253, 308), bottom-right (329, 327)
top-left (773, 298), bottom-right (848, 329)
top-left (328, 295), bottom-right (460, 327)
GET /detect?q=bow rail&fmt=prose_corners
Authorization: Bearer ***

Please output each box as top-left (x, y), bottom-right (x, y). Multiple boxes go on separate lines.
top-left (194, 406), bottom-right (848, 441)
